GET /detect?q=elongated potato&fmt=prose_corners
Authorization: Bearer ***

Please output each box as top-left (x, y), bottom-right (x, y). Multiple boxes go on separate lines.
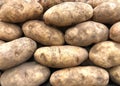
top-left (50, 66), bottom-right (109, 86)
top-left (1, 62), bottom-right (50, 86)
top-left (22, 20), bottom-right (64, 45)
top-left (0, 0), bottom-right (43, 23)
top-left (89, 41), bottom-right (120, 68)
top-left (44, 2), bottom-right (93, 27)
top-left (93, 2), bottom-right (120, 24)
top-left (65, 21), bottom-right (109, 46)
top-left (109, 66), bottom-right (120, 85)
top-left (0, 37), bottom-right (37, 70)
top-left (0, 22), bottom-right (22, 41)
top-left (34, 46), bottom-right (88, 68)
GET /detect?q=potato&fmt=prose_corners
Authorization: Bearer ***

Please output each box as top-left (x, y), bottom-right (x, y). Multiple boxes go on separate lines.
top-left (110, 22), bottom-right (120, 43)
top-left (50, 66), bottom-right (109, 86)
top-left (0, 62), bottom-right (50, 86)
top-left (0, 40), bottom-right (5, 45)
top-left (0, 37), bottom-right (37, 70)
top-left (34, 46), bottom-right (88, 68)
top-left (89, 41), bottom-right (120, 68)
top-left (0, 22), bottom-right (22, 41)
top-left (22, 20), bottom-right (64, 45)
top-left (43, 2), bottom-right (93, 27)
top-left (0, 0), bottom-right (43, 23)
top-left (65, 21), bottom-right (109, 46)
top-left (93, 2), bottom-right (120, 24)
top-left (109, 66), bottom-right (120, 85)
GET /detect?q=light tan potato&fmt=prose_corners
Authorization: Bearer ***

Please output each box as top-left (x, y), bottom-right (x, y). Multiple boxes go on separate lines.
top-left (34, 46), bottom-right (88, 68)
top-left (109, 66), bottom-right (120, 85)
top-left (50, 66), bottom-right (109, 86)
top-left (0, 37), bottom-right (37, 70)
top-left (65, 21), bottom-right (109, 46)
top-left (43, 2), bottom-right (93, 27)
top-left (0, 22), bottom-right (22, 41)
top-left (110, 22), bottom-right (120, 43)
top-left (0, 0), bottom-right (43, 23)
top-left (93, 2), bottom-right (120, 24)
top-left (0, 40), bottom-right (5, 45)
top-left (22, 20), bottom-right (64, 45)
top-left (89, 41), bottom-right (120, 68)
top-left (0, 62), bottom-right (50, 86)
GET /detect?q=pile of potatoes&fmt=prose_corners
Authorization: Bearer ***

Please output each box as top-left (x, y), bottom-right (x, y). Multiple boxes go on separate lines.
top-left (0, 0), bottom-right (120, 86)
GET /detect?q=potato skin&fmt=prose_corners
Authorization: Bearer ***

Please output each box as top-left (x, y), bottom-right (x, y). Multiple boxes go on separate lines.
top-left (65, 21), bottom-right (108, 46)
top-left (0, 37), bottom-right (37, 70)
top-left (43, 2), bottom-right (93, 27)
top-left (50, 66), bottom-right (109, 86)
top-left (0, 40), bottom-right (5, 45)
top-left (109, 66), bottom-right (120, 85)
top-left (22, 20), bottom-right (64, 45)
top-left (34, 46), bottom-right (88, 68)
top-left (0, 62), bottom-right (50, 86)
top-left (0, 22), bottom-right (22, 41)
top-left (93, 2), bottom-right (120, 24)
top-left (0, 0), bottom-right (43, 23)
top-left (89, 41), bottom-right (120, 68)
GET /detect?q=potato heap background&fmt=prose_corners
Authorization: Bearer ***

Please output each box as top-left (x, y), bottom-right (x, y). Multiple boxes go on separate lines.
top-left (0, 0), bottom-right (120, 86)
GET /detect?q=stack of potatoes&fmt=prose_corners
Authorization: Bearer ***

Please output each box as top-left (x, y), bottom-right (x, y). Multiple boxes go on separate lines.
top-left (0, 0), bottom-right (120, 86)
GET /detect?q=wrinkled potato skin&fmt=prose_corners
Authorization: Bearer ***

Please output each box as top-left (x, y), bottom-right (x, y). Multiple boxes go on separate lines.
top-left (110, 22), bottom-right (120, 42)
top-left (89, 41), bottom-right (120, 68)
top-left (44, 2), bottom-right (93, 27)
top-left (22, 20), bottom-right (64, 45)
top-left (93, 2), bottom-right (120, 24)
top-left (1, 62), bottom-right (50, 86)
top-left (0, 0), bottom-right (43, 23)
top-left (34, 46), bottom-right (88, 68)
top-left (0, 22), bottom-right (22, 41)
top-left (50, 66), bottom-right (109, 86)
top-left (109, 66), bottom-right (120, 85)
top-left (0, 37), bottom-right (37, 70)
top-left (65, 21), bottom-right (108, 46)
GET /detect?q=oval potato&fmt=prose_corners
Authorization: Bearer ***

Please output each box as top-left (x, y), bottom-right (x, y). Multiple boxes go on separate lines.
top-left (44, 2), bottom-right (93, 27)
top-left (1, 62), bottom-right (50, 86)
top-left (50, 66), bottom-right (109, 86)
top-left (0, 37), bottom-right (37, 70)
top-left (65, 21), bottom-right (109, 46)
top-left (22, 20), bottom-right (64, 45)
top-left (34, 46), bottom-right (88, 68)
top-left (89, 41), bottom-right (120, 68)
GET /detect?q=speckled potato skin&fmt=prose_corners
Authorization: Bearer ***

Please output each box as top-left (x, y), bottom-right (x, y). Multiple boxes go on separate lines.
top-left (0, 0), bottom-right (43, 23)
top-left (34, 46), bottom-right (88, 68)
top-left (50, 66), bottom-right (109, 86)
top-left (0, 22), bottom-right (22, 41)
top-left (22, 20), bottom-right (64, 45)
top-left (110, 22), bottom-right (120, 43)
top-left (0, 62), bottom-right (50, 86)
top-left (43, 2), bottom-right (93, 27)
top-left (65, 21), bottom-right (109, 46)
top-left (89, 41), bottom-right (120, 68)
top-left (109, 66), bottom-right (120, 85)
top-left (93, 2), bottom-right (120, 24)
top-left (0, 37), bottom-right (37, 70)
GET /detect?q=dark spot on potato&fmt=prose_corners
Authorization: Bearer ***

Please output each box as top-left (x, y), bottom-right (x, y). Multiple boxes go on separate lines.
top-left (75, 57), bottom-right (79, 63)
top-left (40, 53), bottom-right (47, 62)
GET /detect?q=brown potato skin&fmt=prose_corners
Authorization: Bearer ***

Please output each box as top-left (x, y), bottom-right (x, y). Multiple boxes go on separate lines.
top-left (109, 66), bottom-right (120, 85)
top-left (0, 0), bottom-right (43, 23)
top-left (0, 22), bottom-right (22, 41)
top-left (93, 2), bottom-right (120, 24)
top-left (110, 22), bottom-right (120, 42)
top-left (34, 46), bottom-right (88, 68)
top-left (0, 40), bottom-right (5, 45)
top-left (65, 21), bottom-right (109, 46)
top-left (43, 2), bottom-right (93, 27)
top-left (0, 62), bottom-right (50, 86)
top-left (0, 37), bottom-right (37, 70)
top-left (50, 66), bottom-right (109, 86)
top-left (89, 41), bottom-right (120, 68)
top-left (22, 20), bottom-right (64, 45)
